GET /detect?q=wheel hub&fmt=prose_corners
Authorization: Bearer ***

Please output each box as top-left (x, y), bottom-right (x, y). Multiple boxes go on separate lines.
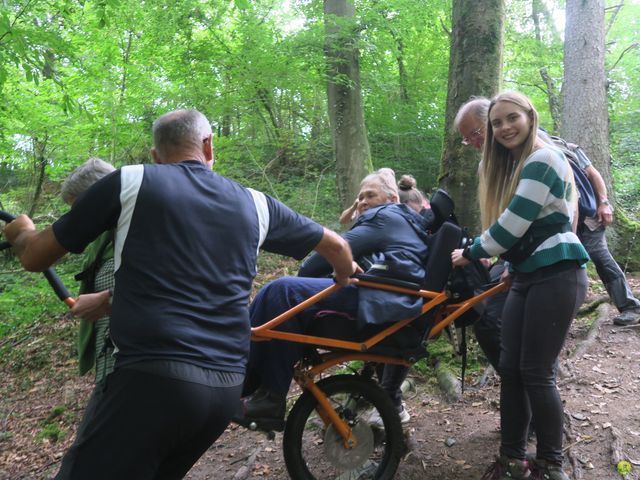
top-left (323, 421), bottom-right (375, 469)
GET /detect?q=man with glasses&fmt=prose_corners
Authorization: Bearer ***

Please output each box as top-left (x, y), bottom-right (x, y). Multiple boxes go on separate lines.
top-left (455, 97), bottom-right (640, 330)
top-left (4, 109), bottom-right (356, 479)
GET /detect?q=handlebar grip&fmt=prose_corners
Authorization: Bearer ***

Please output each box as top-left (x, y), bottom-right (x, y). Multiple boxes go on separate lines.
top-left (0, 210), bottom-right (16, 222)
top-left (0, 211), bottom-right (15, 251)
top-left (43, 269), bottom-right (73, 305)
top-left (1, 209), bottom-right (75, 308)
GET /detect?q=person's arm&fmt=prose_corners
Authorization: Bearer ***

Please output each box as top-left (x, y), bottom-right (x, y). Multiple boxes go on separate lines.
top-left (71, 290), bottom-right (112, 322)
top-left (339, 199), bottom-right (359, 225)
top-left (299, 216), bottom-right (384, 277)
top-left (312, 228), bottom-right (358, 286)
top-left (583, 165), bottom-right (613, 226)
top-left (4, 216), bottom-right (68, 272)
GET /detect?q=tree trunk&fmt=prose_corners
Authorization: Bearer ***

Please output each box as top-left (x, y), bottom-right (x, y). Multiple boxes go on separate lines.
top-left (324, 0), bottom-right (372, 209)
top-left (560, 1), bottom-right (637, 260)
top-left (540, 67), bottom-right (561, 133)
top-left (440, 0), bottom-right (505, 233)
top-left (561, 0), bottom-right (610, 188)
top-left (28, 136), bottom-right (49, 218)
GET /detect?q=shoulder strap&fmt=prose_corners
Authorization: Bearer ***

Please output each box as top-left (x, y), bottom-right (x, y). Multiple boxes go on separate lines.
top-left (74, 230), bottom-right (115, 293)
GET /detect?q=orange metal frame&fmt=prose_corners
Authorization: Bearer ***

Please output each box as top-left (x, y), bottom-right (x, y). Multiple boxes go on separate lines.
top-left (250, 279), bottom-right (508, 445)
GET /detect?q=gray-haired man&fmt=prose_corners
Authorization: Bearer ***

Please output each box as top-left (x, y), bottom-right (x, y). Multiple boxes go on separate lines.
top-left (5, 109), bottom-right (355, 479)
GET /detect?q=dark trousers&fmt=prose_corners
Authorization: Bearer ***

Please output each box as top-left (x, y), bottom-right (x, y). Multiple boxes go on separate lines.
top-left (379, 364), bottom-right (409, 407)
top-left (473, 262), bottom-right (508, 371)
top-left (579, 225), bottom-right (640, 312)
top-left (499, 262), bottom-right (587, 464)
top-left (248, 277), bottom-right (360, 395)
top-left (55, 368), bottom-right (242, 480)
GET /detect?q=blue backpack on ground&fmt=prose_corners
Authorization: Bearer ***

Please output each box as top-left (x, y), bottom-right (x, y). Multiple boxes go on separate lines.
top-left (550, 136), bottom-right (598, 219)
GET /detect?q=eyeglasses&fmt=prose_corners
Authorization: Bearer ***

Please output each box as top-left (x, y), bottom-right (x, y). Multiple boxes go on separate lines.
top-left (461, 127), bottom-right (483, 146)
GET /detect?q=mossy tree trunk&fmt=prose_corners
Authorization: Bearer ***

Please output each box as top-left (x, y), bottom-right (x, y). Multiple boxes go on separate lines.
top-left (562, 0), bottom-right (637, 266)
top-left (439, 0), bottom-right (505, 234)
top-left (324, 0), bottom-right (373, 209)
top-left (561, 0), bottom-right (610, 187)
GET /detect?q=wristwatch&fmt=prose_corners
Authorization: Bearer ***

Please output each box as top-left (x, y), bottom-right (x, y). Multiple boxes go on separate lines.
top-left (600, 199), bottom-right (611, 207)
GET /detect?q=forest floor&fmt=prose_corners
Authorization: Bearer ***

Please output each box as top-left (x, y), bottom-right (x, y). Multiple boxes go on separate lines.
top-left (1, 275), bottom-right (639, 480)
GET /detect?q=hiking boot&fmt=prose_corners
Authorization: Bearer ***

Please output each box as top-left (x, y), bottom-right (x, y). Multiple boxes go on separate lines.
top-left (481, 455), bottom-right (531, 480)
top-left (368, 402), bottom-right (410, 428)
top-left (232, 388), bottom-right (286, 431)
top-left (613, 308), bottom-right (640, 326)
top-left (529, 458), bottom-right (569, 480)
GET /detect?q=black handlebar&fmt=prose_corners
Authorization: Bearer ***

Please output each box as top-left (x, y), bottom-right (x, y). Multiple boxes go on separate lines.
top-left (0, 210), bottom-right (15, 251)
top-left (0, 210), bottom-right (73, 305)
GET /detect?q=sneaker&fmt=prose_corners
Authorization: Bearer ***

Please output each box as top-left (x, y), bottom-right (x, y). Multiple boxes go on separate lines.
top-left (613, 308), bottom-right (640, 326)
top-left (368, 402), bottom-right (410, 428)
top-left (398, 403), bottom-right (411, 424)
top-left (232, 388), bottom-right (286, 431)
top-left (481, 455), bottom-right (531, 480)
top-left (529, 458), bottom-right (569, 480)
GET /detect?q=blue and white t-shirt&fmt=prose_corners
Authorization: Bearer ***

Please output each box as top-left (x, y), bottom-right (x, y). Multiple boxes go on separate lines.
top-left (53, 160), bottom-right (323, 374)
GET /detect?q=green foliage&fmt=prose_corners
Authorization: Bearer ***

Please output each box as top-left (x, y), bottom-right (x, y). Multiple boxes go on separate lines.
top-left (0, 1), bottom-right (639, 366)
top-left (36, 405), bottom-right (70, 443)
top-left (0, 254), bottom-right (81, 339)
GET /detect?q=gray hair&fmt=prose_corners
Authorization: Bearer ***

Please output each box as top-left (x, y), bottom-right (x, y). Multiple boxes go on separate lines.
top-left (152, 109), bottom-right (212, 156)
top-left (361, 168), bottom-right (398, 198)
top-left (453, 96), bottom-right (491, 130)
top-left (61, 157), bottom-right (115, 204)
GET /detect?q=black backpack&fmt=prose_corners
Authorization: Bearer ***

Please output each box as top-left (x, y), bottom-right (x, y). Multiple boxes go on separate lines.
top-left (550, 136), bottom-right (598, 219)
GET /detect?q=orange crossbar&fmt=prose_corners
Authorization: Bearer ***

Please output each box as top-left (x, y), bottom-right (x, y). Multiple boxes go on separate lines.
top-left (249, 278), bottom-right (507, 360)
top-left (251, 281), bottom-right (450, 351)
top-left (254, 277), bottom-right (507, 446)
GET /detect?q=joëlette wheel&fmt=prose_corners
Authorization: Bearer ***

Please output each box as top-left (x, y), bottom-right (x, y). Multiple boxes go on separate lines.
top-left (283, 375), bottom-right (404, 480)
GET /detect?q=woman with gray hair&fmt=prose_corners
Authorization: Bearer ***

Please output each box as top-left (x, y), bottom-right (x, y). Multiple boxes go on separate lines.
top-left (54, 157), bottom-right (117, 478)
top-left (61, 157), bottom-right (117, 381)
top-left (339, 168), bottom-right (398, 224)
top-left (61, 157), bottom-right (116, 205)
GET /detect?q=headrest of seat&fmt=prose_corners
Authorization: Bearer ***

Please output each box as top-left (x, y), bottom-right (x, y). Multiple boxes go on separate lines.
top-left (429, 189), bottom-right (455, 224)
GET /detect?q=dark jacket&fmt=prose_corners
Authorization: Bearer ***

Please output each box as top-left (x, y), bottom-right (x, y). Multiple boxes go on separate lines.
top-left (299, 203), bottom-right (429, 326)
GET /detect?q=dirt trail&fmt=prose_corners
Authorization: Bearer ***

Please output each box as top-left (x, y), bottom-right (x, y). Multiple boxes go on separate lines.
top-left (184, 303), bottom-right (640, 480)
top-left (1, 284), bottom-right (640, 480)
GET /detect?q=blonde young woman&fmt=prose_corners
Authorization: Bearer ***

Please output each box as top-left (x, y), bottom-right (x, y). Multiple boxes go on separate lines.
top-left (452, 92), bottom-right (589, 480)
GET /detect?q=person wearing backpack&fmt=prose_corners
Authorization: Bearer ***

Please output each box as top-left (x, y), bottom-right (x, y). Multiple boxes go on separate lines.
top-left (557, 140), bottom-right (640, 326)
top-left (456, 96), bottom-right (640, 327)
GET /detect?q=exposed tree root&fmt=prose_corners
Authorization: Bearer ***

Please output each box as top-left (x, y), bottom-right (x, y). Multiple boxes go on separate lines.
top-left (571, 303), bottom-right (611, 361)
top-left (563, 413), bottom-right (583, 480)
top-left (559, 304), bottom-right (611, 386)
top-left (434, 358), bottom-right (461, 403)
top-left (232, 446), bottom-right (261, 480)
top-left (610, 426), bottom-right (626, 467)
top-left (577, 295), bottom-right (609, 316)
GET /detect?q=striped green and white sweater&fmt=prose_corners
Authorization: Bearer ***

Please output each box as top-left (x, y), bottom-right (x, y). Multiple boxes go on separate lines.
top-left (468, 146), bottom-right (589, 273)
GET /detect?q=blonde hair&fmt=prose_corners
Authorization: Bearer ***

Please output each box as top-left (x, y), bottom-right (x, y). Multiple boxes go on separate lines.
top-left (479, 91), bottom-right (539, 230)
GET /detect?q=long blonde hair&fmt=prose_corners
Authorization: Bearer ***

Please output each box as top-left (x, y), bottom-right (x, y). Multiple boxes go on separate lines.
top-left (479, 91), bottom-right (539, 230)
